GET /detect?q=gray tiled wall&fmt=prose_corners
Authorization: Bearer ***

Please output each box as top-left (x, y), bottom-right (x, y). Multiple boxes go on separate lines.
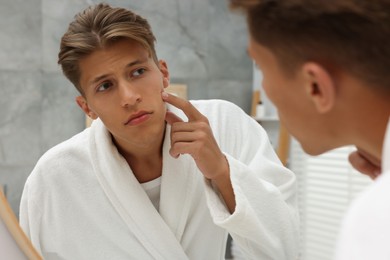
top-left (0, 0), bottom-right (252, 216)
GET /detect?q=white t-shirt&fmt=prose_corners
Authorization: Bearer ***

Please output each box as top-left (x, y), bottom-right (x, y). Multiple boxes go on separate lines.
top-left (335, 119), bottom-right (390, 260)
top-left (141, 177), bottom-right (161, 211)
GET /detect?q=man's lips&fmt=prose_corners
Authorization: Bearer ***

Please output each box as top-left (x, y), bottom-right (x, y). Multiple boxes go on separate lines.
top-left (124, 111), bottom-right (152, 125)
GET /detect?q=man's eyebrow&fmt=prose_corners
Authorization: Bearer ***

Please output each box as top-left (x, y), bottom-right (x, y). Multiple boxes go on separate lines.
top-left (90, 74), bottom-right (110, 86)
top-left (89, 58), bottom-right (148, 85)
top-left (125, 57), bottom-right (148, 69)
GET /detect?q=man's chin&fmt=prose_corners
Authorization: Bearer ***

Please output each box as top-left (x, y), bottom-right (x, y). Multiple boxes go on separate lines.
top-left (300, 142), bottom-right (333, 156)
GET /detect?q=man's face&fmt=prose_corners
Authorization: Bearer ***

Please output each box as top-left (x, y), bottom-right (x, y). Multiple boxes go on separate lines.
top-left (248, 36), bottom-right (334, 155)
top-left (77, 39), bottom-right (169, 150)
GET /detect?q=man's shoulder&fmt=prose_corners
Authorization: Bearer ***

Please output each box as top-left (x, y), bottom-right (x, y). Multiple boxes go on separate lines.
top-left (190, 99), bottom-right (239, 108)
top-left (190, 99), bottom-right (244, 116)
top-left (336, 172), bottom-right (390, 259)
top-left (343, 172), bottom-right (390, 230)
top-left (35, 128), bottom-right (91, 172)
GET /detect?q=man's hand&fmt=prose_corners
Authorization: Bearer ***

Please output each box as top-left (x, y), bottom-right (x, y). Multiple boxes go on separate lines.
top-left (348, 147), bottom-right (381, 180)
top-left (162, 92), bottom-right (228, 180)
top-left (162, 92), bottom-right (235, 213)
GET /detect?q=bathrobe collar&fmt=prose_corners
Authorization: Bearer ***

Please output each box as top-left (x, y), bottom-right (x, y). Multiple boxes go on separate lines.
top-left (88, 115), bottom-right (196, 259)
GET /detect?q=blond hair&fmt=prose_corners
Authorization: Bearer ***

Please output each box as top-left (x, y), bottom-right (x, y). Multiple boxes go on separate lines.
top-left (58, 4), bottom-right (158, 94)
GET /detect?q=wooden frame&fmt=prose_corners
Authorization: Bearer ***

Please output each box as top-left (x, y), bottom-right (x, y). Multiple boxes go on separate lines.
top-left (0, 188), bottom-right (42, 260)
top-left (276, 123), bottom-right (290, 166)
top-left (251, 90), bottom-right (290, 166)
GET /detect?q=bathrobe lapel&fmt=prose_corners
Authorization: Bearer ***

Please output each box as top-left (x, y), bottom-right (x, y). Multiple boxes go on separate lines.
top-left (89, 119), bottom-right (190, 259)
top-left (159, 124), bottom-right (199, 244)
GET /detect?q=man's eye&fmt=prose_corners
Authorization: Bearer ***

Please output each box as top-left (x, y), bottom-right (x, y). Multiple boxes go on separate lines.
top-left (132, 68), bottom-right (146, 77)
top-left (97, 82), bottom-right (112, 92)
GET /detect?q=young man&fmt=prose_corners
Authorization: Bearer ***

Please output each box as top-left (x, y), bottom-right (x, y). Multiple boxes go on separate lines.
top-left (19, 4), bottom-right (299, 260)
top-left (230, 0), bottom-right (390, 259)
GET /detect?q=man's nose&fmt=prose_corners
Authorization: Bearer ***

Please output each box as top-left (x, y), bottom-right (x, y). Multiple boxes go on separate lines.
top-left (119, 82), bottom-right (142, 108)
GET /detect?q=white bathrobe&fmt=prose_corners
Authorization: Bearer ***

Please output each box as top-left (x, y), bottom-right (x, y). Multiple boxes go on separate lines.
top-left (20, 100), bottom-right (299, 260)
top-left (335, 119), bottom-right (390, 260)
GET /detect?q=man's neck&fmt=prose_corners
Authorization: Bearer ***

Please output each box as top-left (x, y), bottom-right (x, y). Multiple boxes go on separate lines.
top-left (112, 132), bottom-right (165, 183)
top-left (126, 152), bottom-right (163, 183)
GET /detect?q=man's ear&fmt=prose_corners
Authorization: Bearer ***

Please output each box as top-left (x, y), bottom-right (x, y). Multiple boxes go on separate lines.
top-left (75, 96), bottom-right (98, 119)
top-left (302, 62), bottom-right (336, 113)
top-left (158, 60), bottom-right (170, 88)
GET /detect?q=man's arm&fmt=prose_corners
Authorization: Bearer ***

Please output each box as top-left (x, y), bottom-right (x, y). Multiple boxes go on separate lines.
top-left (163, 92), bottom-right (299, 260)
top-left (162, 92), bottom-right (236, 213)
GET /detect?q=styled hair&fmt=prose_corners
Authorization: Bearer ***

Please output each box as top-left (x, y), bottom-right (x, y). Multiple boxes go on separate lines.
top-left (58, 3), bottom-right (158, 94)
top-left (230, 0), bottom-right (390, 94)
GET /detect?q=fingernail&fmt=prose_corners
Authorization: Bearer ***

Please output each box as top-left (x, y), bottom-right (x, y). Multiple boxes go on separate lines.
top-left (161, 92), bottom-right (168, 100)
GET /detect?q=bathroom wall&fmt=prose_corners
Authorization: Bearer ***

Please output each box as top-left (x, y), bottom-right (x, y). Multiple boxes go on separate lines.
top-left (0, 0), bottom-right (252, 215)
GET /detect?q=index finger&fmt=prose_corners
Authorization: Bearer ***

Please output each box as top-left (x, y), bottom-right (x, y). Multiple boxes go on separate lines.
top-left (356, 147), bottom-right (381, 167)
top-left (162, 92), bottom-right (203, 121)
top-left (348, 151), bottom-right (381, 179)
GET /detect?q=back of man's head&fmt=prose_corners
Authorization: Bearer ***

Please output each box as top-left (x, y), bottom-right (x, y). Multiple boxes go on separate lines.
top-left (230, 0), bottom-right (390, 95)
